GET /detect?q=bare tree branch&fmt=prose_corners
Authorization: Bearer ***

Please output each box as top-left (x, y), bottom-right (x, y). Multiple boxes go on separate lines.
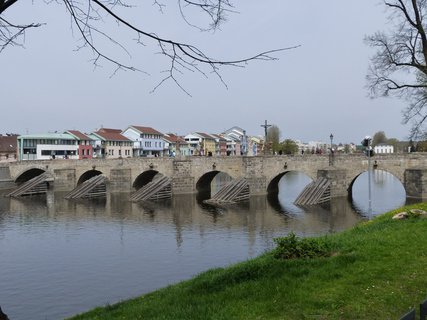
top-left (1, 0), bottom-right (299, 93)
top-left (367, 0), bottom-right (427, 138)
top-left (0, 0), bottom-right (18, 15)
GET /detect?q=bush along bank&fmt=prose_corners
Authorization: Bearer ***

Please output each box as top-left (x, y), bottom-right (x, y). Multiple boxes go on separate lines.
top-left (69, 203), bottom-right (427, 320)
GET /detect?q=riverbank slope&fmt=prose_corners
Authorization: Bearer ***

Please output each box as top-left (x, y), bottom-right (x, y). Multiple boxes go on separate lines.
top-left (69, 204), bottom-right (427, 319)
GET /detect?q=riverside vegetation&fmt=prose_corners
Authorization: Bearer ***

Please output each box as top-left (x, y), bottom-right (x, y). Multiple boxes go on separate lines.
top-left (69, 204), bottom-right (427, 319)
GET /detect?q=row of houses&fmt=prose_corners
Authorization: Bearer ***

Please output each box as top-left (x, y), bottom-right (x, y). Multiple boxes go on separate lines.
top-left (9, 126), bottom-right (263, 161)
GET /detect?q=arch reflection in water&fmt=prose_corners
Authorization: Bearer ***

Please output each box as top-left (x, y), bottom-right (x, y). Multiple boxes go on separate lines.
top-left (266, 171), bottom-right (313, 214)
top-left (267, 171), bottom-right (361, 235)
top-left (196, 171), bottom-right (233, 202)
top-left (351, 169), bottom-right (407, 216)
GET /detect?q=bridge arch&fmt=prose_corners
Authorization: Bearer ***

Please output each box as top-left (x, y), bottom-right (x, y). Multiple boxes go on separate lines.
top-left (267, 170), bottom-right (314, 194)
top-left (196, 170), bottom-right (234, 192)
top-left (347, 169), bottom-right (406, 199)
top-left (267, 171), bottom-right (288, 194)
top-left (133, 170), bottom-right (163, 190)
top-left (196, 170), bottom-right (220, 192)
top-left (77, 170), bottom-right (103, 185)
top-left (15, 168), bottom-right (46, 184)
top-left (195, 170), bottom-right (234, 202)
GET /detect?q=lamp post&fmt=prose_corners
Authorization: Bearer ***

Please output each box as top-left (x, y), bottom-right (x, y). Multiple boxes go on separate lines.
top-left (362, 136), bottom-right (373, 217)
top-left (329, 133), bottom-right (334, 166)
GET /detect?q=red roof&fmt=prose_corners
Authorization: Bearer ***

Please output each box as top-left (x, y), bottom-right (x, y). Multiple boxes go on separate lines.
top-left (66, 130), bottom-right (92, 141)
top-left (164, 133), bottom-right (185, 143)
top-left (130, 126), bottom-right (163, 136)
top-left (94, 128), bottom-right (131, 141)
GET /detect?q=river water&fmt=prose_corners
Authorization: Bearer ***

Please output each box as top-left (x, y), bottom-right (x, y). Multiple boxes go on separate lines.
top-left (0, 170), bottom-right (414, 319)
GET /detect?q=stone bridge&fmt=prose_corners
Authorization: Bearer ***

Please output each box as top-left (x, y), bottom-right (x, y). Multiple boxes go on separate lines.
top-left (2, 153), bottom-right (427, 198)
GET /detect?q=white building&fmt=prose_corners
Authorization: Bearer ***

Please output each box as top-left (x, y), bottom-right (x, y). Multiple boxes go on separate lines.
top-left (90, 128), bottom-right (133, 159)
top-left (374, 144), bottom-right (394, 154)
top-left (17, 133), bottom-right (79, 160)
top-left (122, 125), bottom-right (165, 157)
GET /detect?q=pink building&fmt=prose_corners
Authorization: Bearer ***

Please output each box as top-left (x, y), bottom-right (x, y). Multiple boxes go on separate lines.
top-left (66, 130), bottom-right (94, 159)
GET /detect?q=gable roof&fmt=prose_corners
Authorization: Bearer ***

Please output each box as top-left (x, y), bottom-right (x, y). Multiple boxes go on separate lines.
top-left (210, 134), bottom-right (227, 142)
top-left (222, 126), bottom-right (245, 136)
top-left (128, 125), bottom-right (163, 136)
top-left (195, 132), bottom-right (215, 140)
top-left (93, 128), bottom-right (131, 141)
top-left (66, 130), bottom-right (92, 141)
top-left (164, 133), bottom-right (185, 144)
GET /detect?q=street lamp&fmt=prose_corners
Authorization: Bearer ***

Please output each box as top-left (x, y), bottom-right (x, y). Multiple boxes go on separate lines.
top-left (329, 133), bottom-right (334, 166)
top-left (361, 136), bottom-right (373, 217)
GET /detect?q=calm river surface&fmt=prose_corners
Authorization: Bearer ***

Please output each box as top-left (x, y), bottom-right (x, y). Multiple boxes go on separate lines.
top-left (0, 170), bottom-right (415, 319)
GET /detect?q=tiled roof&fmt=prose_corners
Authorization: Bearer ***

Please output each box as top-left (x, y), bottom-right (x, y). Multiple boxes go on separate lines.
top-left (0, 135), bottom-right (17, 152)
top-left (164, 133), bottom-right (185, 143)
top-left (130, 126), bottom-right (163, 136)
top-left (195, 132), bottom-right (215, 139)
top-left (210, 134), bottom-right (227, 141)
top-left (94, 128), bottom-right (131, 141)
top-left (66, 130), bottom-right (92, 141)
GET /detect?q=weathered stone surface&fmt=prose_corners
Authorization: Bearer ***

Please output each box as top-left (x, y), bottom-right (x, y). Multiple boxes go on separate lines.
top-left (109, 168), bottom-right (132, 192)
top-left (53, 169), bottom-right (76, 191)
top-left (3, 153), bottom-right (427, 199)
top-left (392, 212), bottom-right (408, 220)
top-left (410, 209), bottom-right (427, 215)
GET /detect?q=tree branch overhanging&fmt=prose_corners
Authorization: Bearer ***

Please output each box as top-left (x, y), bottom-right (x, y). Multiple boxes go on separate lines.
top-left (0, 0), bottom-right (299, 94)
top-left (367, 0), bottom-right (427, 138)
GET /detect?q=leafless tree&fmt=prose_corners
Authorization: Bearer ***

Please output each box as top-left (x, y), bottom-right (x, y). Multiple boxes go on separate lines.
top-left (0, 0), bottom-right (298, 94)
top-left (267, 125), bottom-right (281, 153)
top-left (366, 0), bottom-right (427, 138)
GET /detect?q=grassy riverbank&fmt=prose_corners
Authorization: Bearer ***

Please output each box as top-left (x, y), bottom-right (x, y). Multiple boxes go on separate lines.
top-left (70, 203), bottom-right (427, 319)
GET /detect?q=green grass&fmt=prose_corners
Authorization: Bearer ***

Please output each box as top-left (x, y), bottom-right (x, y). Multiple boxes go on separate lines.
top-left (69, 203), bottom-right (427, 319)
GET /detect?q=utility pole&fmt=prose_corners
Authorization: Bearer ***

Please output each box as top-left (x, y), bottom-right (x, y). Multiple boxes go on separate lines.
top-left (260, 120), bottom-right (272, 155)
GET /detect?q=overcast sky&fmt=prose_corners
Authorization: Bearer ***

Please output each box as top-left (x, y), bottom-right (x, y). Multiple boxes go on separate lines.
top-left (1, 0), bottom-right (412, 144)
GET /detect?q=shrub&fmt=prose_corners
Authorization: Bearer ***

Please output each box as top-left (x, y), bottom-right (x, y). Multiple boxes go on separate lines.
top-left (273, 232), bottom-right (332, 260)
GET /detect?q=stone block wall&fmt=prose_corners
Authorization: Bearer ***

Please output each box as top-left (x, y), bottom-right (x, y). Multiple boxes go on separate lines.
top-left (0, 167), bottom-right (11, 180)
top-left (404, 169), bottom-right (427, 198)
top-left (317, 168), bottom-right (348, 198)
top-left (172, 160), bottom-right (194, 194)
top-left (109, 168), bottom-right (132, 192)
top-left (53, 169), bottom-right (76, 191)
top-left (243, 157), bottom-right (267, 195)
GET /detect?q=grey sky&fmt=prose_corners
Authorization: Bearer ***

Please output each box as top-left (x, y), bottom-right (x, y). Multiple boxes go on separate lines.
top-left (1, 1), bottom-right (410, 144)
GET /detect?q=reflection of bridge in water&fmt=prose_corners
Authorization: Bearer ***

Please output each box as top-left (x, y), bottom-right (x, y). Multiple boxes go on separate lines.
top-left (2, 153), bottom-right (427, 199)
